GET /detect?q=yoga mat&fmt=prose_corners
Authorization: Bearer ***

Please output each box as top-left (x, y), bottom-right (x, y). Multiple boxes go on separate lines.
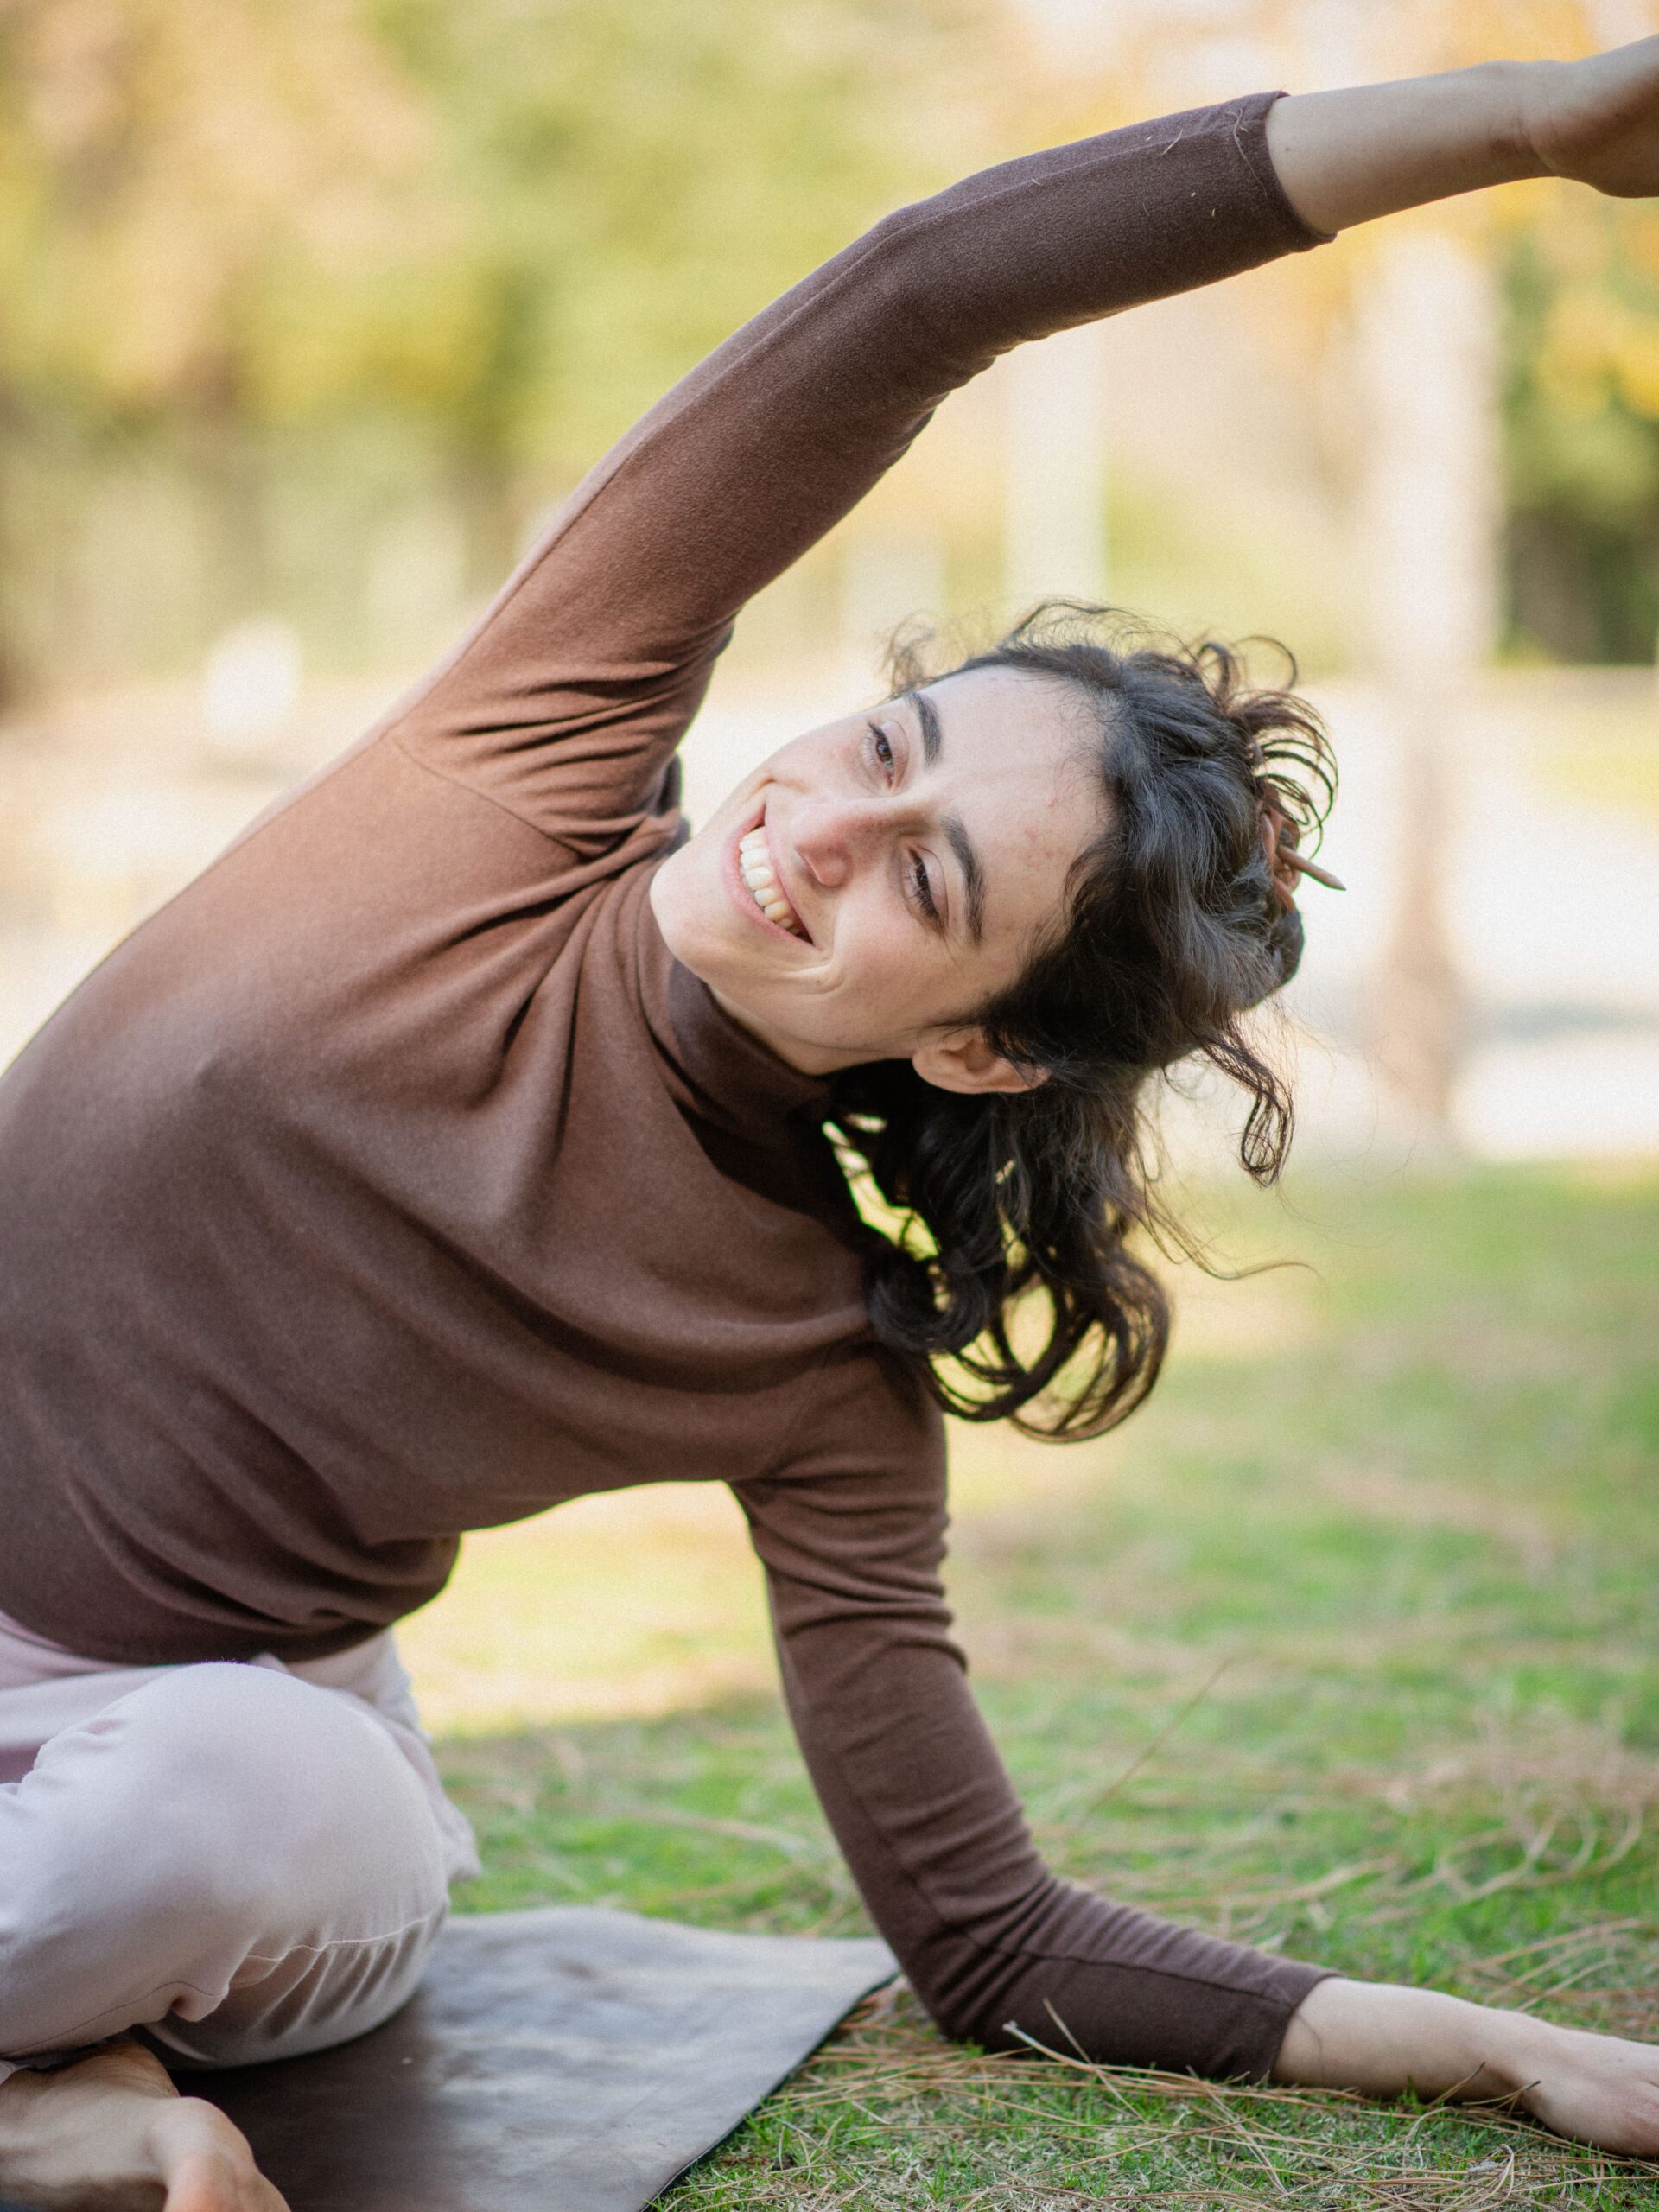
top-left (187, 1906), bottom-right (896, 2212)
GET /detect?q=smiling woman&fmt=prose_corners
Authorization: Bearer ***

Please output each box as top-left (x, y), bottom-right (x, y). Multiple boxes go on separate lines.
top-left (4, 38), bottom-right (1659, 2212)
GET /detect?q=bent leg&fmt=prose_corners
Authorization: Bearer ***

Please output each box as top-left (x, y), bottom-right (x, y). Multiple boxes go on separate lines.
top-left (0, 1660), bottom-right (454, 2073)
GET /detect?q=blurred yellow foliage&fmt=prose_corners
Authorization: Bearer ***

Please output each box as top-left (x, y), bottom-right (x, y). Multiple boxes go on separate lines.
top-left (0, 0), bottom-right (428, 413)
top-left (0, 0), bottom-right (1651, 684)
top-left (1516, 189), bottom-right (1659, 421)
top-left (1613, 323), bottom-right (1659, 415)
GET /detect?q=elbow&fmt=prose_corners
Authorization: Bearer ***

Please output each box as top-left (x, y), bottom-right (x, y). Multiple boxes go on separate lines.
top-left (909, 1984), bottom-right (980, 2050)
top-left (894, 1939), bottom-right (1030, 2055)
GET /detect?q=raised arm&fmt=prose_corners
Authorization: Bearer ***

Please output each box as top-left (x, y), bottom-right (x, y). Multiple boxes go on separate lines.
top-left (387, 93), bottom-right (1321, 854)
top-left (386, 43), bottom-right (1659, 858)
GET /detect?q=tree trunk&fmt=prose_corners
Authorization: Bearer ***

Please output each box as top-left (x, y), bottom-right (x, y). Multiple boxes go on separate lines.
top-left (1003, 322), bottom-right (1108, 617)
top-left (1356, 227), bottom-right (1499, 1139)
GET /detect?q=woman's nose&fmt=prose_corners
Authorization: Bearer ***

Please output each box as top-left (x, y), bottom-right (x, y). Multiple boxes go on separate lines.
top-left (788, 798), bottom-right (885, 889)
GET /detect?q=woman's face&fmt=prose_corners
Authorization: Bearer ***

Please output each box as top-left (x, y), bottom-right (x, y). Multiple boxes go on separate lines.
top-left (650, 666), bottom-right (1104, 1090)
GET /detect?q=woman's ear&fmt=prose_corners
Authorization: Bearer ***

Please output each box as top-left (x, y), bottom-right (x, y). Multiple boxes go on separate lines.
top-left (911, 1028), bottom-right (1048, 1096)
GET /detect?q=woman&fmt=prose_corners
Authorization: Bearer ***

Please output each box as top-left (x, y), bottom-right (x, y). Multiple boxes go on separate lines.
top-left (2, 38), bottom-right (1656, 2210)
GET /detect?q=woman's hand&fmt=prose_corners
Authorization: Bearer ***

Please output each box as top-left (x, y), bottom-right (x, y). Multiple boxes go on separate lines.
top-left (1274, 1976), bottom-right (1659, 2156)
top-left (1522, 37), bottom-right (1659, 198)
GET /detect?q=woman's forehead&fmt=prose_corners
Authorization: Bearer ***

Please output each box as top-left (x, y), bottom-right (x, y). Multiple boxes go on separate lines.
top-left (915, 664), bottom-right (1098, 763)
top-left (906, 672), bottom-right (1102, 950)
top-left (911, 669), bottom-right (1103, 829)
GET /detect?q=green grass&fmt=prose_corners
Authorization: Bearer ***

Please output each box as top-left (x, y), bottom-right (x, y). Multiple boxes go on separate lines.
top-left (432, 1166), bottom-right (1659, 2206)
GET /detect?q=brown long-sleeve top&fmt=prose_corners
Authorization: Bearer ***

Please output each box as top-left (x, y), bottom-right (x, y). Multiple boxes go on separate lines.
top-left (0, 92), bottom-right (1334, 2075)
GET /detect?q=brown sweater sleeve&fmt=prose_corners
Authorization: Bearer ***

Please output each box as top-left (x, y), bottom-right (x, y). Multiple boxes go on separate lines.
top-left (388, 92), bottom-right (1325, 857)
top-left (735, 1351), bottom-right (1329, 2080)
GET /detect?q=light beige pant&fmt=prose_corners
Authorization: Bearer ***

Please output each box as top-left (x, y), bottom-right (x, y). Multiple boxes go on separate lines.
top-left (0, 1608), bottom-right (480, 2082)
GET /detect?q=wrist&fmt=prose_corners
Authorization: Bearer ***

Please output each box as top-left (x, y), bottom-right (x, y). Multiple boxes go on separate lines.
top-left (1266, 60), bottom-right (1558, 236)
top-left (1485, 58), bottom-right (1560, 184)
top-left (1505, 56), bottom-right (1575, 182)
top-left (1476, 2002), bottom-right (1563, 2099)
top-left (1275, 1978), bottom-right (1561, 2105)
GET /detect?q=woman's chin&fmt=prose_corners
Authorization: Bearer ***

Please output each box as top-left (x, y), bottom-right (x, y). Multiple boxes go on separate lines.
top-left (652, 884), bottom-right (782, 1035)
top-left (648, 843), bottom-right (724, 966)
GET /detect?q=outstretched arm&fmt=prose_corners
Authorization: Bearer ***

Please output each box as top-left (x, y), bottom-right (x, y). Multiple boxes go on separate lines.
top-left (1265, 35), bottom-right (1659, 231)
top-left (742, 1368), bottom-right (1659, 2155)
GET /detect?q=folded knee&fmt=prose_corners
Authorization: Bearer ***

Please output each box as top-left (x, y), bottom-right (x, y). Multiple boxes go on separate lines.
top-left (7, 1662), bottom-right (448, 1948)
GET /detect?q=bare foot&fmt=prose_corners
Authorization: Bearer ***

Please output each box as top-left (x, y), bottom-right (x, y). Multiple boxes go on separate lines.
top-left (0, 2040), bottom-right (289, 2210)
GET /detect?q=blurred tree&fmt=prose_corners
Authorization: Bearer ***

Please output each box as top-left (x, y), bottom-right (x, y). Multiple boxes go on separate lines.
top-left (0, 1), bottom-right (425, 625)
top-left (0, 0), bottom-right (435, 690)
top-left (347, 0), bottom-right (983, 570)
top-left (1503, 195), bottom-right (1659, 662)
top-left (0, 0), bottom-right (979, 694)
top-left (3, 0), bottom-right (1650, 691)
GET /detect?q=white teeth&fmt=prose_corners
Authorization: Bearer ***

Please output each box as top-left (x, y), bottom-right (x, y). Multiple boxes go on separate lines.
top-left (738, 825), bottom-right (804, 937)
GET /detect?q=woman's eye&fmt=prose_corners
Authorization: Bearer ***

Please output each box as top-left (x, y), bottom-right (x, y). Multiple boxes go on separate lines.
top-left (911, 854), bottom-right (938, 921)
top-left (867, 720), bottom-right (894, 775)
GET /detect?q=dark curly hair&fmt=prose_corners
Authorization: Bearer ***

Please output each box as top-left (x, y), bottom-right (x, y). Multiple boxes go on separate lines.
top-left (824, 602), bottom-right (1336, 1440)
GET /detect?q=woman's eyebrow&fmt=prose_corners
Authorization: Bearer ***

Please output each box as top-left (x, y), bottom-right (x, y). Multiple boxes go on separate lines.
top-left (899, 689), bottom-right (984, 943)
top-left (942, 813), bottom-right (986, 944)
top-left (903, 688), bottom-right (944, 767)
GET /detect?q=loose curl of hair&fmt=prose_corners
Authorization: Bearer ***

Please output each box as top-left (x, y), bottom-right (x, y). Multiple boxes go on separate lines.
top-left (824, 603), bottom-right (1336, 1440)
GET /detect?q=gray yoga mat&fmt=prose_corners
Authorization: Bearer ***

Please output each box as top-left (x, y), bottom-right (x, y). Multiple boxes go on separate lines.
top-left (186, 1905), bottom-right (896, 2212)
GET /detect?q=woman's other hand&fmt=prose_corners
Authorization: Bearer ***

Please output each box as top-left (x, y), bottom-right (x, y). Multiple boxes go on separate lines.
top-left (1523, 37), bottom-right (1659, 198)
top-left (1274, 1976), bottom-right (1659, 2156)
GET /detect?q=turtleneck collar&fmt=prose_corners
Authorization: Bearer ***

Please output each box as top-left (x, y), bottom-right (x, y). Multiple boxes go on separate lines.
top-left (629, 875), bottom-right (832, 1144)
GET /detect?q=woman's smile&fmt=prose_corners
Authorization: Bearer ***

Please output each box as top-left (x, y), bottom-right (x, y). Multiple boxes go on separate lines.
top-left (733, 817), bottom-right (810, 940)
